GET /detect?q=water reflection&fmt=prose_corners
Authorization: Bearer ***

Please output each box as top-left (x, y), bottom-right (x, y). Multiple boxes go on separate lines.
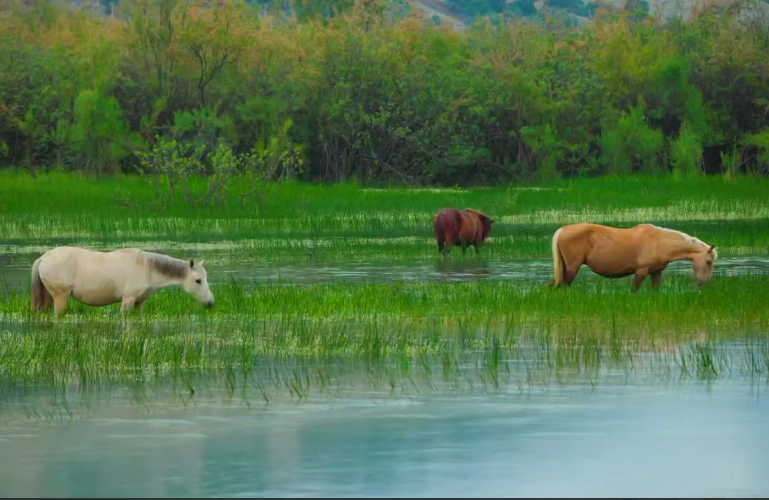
top-left (0, 382), bottom-right (767, 497)
top-left (1, 242), bottom-right (768, 497)
top-left (2, 250), bottom-right (768, 292)
top-left (433, 259), bottom-right (493, 281)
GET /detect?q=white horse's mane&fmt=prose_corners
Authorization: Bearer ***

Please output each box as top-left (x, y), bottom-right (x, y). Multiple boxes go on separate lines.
top-left (651, 225), bottom-right (718, 259)
top-left (140, 251), bottom-right (190, 279)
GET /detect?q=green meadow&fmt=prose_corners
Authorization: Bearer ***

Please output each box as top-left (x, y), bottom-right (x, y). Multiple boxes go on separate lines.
top-left (2, 170), bottom-right (768, 251)
top-left (1, 171), bottom-right (768, 403)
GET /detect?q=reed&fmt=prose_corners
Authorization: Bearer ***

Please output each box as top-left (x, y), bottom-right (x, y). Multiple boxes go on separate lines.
top-left (1, 172), bottom-right (767, 409)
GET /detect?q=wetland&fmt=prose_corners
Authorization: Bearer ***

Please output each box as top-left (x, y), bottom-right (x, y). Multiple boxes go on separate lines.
top-left (1, 173), bottom-right (768, 497)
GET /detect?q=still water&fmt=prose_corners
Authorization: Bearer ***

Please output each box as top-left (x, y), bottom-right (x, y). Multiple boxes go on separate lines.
top-left (2, 245), bottom-right (769, 497)
top-left (1, 380), bottom-right (768, 497)
top-left (2, 250), bottom-right (769, 292)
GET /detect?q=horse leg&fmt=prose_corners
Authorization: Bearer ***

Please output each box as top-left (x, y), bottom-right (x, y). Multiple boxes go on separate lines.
top-left (650, 270), bottom-right (663, 290)
top-left (631, 269), bottom-right (649, 292)
top-left (562, 266), bottom-right (581, 286)
top-left (560, 255), bottom-right (583, 287)
top-left (134, 290), bottom-right (155, 311)
top-left (441, 241), bottom-right (453, 258)
top-left (52, 291), bottom-right (70, 316)
top-left (553, 247), bottom-right (585, 287)
top-left (121, 296), bottom-right (137, 313)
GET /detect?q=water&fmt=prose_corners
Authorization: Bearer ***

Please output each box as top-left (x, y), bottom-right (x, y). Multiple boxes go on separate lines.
top-left (2, 245), bottom-right (769, 497)
top-left (2, 249), bottom-right (769, 292)
top-left (1, 380), bottom-right (768, 497)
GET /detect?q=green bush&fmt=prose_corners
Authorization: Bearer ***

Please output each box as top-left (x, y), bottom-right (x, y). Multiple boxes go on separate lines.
top-left (1, 0), bottom-right (768, 185)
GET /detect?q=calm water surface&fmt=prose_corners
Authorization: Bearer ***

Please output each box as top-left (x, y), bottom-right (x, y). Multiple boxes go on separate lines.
top-left (2, 246), bottom-right (769, 497)
top-left (2, 250), bottom-right (769, 292)
top-left (1, 380), bottom-right (768, 497)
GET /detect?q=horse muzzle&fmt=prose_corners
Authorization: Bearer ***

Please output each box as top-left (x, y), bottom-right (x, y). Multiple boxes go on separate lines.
top-left (695, 279), bottom-right (710, 289)
top-left (204, 300), bottom-right (214, 309)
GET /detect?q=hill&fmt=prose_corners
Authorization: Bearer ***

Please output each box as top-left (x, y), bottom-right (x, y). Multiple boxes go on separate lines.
top-left (25, 0), bottom-right (769, 27)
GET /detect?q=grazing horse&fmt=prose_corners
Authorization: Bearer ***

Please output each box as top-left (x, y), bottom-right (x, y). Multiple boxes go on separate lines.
top-left (432, 207), bottom-right (495, 256)
top-left (30, 246), bottom-right (215, 315)
top-left (549, 223), bottom-right (717, 291)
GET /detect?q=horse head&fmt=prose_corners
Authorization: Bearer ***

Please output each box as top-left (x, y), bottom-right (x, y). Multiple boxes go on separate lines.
top-left (691, 245), bottom-right (717, 286)
top-left (183, 259), bottom-right (215, 308)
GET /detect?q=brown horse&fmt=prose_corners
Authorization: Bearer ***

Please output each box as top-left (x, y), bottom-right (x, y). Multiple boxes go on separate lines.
top-left (549, 223), bottom-right (717, 291)
top-left (432, 208), bottom-right (495, 257)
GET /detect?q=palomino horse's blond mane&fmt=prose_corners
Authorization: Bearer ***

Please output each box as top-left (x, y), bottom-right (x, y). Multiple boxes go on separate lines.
top-left (650, 225), bottom-right (719, 259)
top-left (138, 251), bottom-right (190, 279)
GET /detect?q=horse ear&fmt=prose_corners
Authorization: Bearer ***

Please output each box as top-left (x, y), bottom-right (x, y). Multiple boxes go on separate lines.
top-left (189, 259), bottom-right (195, 269)
top-left (490, 219), bottom-right (496, 224)
top-left (198, 259), bottom-right (205, 266)
top-left (708, 245), bottom-right (716, 253)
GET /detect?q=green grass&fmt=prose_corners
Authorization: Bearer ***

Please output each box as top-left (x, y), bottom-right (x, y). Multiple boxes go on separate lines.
top-left (3, 273), bottom-right (767, 328)
top-left (1, 275), bottom-right (767, 386)
top-left (2, 221), bottom-right (766, 266)
top-left (1, 171), bottom-right (768, 407)
top-left (1, 171), bottom-right (768, 260)
top-left (3, 170), bottom-right (768, 217)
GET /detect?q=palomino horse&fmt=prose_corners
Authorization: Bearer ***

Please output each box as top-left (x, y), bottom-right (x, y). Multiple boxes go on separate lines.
top-left (30, 246), bottom-right (215, 315)
top-left (432, 207), bottom-right (495, 256)
top-left (549, 223), bottom-right (717, 291)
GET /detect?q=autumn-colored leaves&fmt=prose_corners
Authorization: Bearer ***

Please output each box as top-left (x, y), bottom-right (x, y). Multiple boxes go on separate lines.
top-left (1, 0), bottom-right (768, 183)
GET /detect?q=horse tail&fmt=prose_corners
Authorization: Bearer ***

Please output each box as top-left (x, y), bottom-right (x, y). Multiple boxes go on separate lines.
top-left (550, 227), bottom-right (565, 287)
top-left (31, 257), bottom-right (52, 312)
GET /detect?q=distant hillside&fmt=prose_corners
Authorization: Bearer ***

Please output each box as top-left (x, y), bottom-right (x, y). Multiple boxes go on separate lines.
top-left (18, 0), bottom-right (769, 28)
top-left (409, 0), bottom-right (769, 29)
top-left (408, 0), bottom-right (469, 29)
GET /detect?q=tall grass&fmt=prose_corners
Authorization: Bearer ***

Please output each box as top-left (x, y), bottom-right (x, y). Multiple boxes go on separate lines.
top-left (3, 171), bottom-right (768, 217)
top-left (3, 274), bottom-right (766, 326)
top-left (1, 275), bottom-right (767, 373)
top-left (1, 173), bottom-right (768, 411)
top-left (3, 336), bottom-right (766, 421)
top-left (2, 172), bottom-right (768, 258)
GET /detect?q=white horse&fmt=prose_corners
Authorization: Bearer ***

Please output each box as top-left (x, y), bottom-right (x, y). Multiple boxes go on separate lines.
top-left (30, 246), bottom-right (215, 315)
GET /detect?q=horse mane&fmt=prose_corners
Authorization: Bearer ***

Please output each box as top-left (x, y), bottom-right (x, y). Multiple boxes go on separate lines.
top-left (651, 225), bottom-right (718, 259)
top-left (140, 251), bottom-right (190, 279)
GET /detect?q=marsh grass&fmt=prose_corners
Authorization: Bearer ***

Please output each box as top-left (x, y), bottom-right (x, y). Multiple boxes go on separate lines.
top-left (2, 172), bottom-right (768, 260)
top-left (3, 274), bottom-right (766, 327)
top-left (3, 171), bottom-right (768, 216)
top-left (0, 327), bottom-right (766, 418)
top-left (1, 172), bottom-right (768, 410)
top-left (3, 220), bottom-right (768, 259)
top-left (0, 275), bottom-right (767, 393)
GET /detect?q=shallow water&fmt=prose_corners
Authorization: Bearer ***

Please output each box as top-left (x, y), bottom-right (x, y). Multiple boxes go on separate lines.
top-left (0, 376), bottom-right (768, 497)
top-left (2, 243), bottom-right (769, 497)
top-left (2, 249), bottom-right (769, 292)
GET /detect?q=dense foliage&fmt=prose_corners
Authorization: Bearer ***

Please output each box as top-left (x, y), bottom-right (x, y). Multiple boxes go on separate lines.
top-left (1, 0), bottom-right (769, 187)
